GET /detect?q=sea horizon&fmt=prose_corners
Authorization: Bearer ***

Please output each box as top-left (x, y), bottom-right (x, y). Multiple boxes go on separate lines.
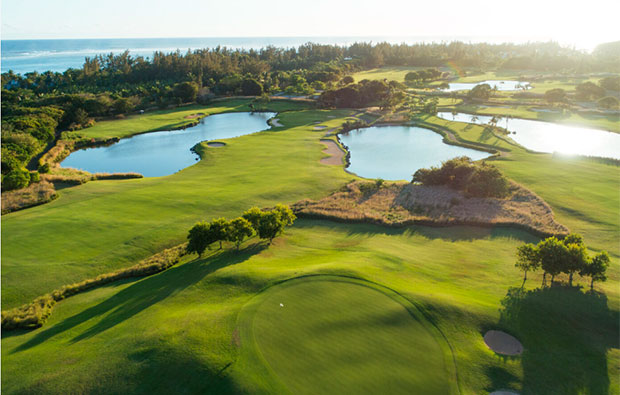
top-left (1, 35), bottom-right (606, 75)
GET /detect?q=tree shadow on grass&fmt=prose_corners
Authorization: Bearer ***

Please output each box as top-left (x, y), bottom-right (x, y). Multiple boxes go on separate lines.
top-left (12, 243), bottom-right (267, 353)
top-left (294, 218), bottom-right (539, 244)
top-left (497, 285), bottom-right (619, 394)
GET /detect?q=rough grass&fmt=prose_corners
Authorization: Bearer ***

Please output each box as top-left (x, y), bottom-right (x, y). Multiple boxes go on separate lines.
top-left (294, 180), bottom-right (568, 237)
top-left (1, 244), bottom-right (186, 330)
top-left (1, 181), bottom-right (57, 214)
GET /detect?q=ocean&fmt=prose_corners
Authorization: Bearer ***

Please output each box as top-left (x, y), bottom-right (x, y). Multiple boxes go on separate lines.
top-left (0, 36), bottom-right (546, 75)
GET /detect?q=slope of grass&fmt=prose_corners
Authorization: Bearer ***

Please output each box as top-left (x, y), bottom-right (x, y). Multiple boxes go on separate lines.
top-left (1, 105), bottom-right (354, 309)
top-left (2, 221), bottom-right (617, 394)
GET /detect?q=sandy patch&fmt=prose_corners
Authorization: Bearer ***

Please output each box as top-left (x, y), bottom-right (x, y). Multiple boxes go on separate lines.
top-left (207, 142), bottom-right (226, 147)
top-left (313, 125), bottom-right (328, 130)
top-left (319, 140), bottom-right (345, 165)
top-left (484, 330), bottom-right (523, 356)
top-left (184, 113), bottom-right (205, 119)
top-left (489, 391), bottom-right (520, 395)
top-left (270, 118), bottom-right (283, 127)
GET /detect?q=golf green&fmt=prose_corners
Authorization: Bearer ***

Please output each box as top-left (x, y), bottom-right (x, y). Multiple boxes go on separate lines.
top-left (239, 276), bottom-right (455, 394)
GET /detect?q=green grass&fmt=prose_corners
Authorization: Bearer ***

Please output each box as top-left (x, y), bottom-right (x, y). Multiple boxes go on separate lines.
top-left (239, 276), bottom-right (455, 394)
top-left (2, 221), bottom-right (617, 394)
top-left (2, 98), bottom-right (619, 394)
top-left (1, 104), bottom-right (354, 309)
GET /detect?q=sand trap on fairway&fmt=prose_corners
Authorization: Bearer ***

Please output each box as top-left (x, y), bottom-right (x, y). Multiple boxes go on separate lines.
top-left (206, 142), bottom-right (226, 147)
top-left (313, 125), bottom-right (327, 130)
top-left (484, 330), bottom-right (523, 355)
top-left (319, 140), bottom-right (345, 165)
top-left (270, 118), bottom-right (283, 127)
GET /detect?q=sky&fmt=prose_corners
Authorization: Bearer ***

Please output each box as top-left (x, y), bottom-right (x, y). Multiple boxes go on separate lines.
top-left (2, 0), bottom-right (619, 50)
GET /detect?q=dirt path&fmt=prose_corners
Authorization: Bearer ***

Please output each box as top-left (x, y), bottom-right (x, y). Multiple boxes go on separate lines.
top-left (319, 140), bottom-right (345, 165)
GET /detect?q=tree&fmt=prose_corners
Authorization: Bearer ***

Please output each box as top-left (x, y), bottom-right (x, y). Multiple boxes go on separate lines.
top-left (544, 88), bottom-right (567, 104)
top-left (226, 217), bottom-right (254, 250)
top-left (597, 96), bottom-right (619, 110)
top-left (273, 204), bottom-right (296, 226)
top-left (575, 81), bottom-right (605, 100)
top-left (515, 243), bottom-right (540, 283)
top-left (564, 243), bottom-right (588, 286)
top-left (468, 83), bottom-right (492, 100)
top-left (340, 76), bottom-right (354, 85)
top-left (580, 251), bottom-right (610, 290)
top-left (241, 78), bottom-right (263, 96)
top-left (242, 206), bottom-right (264, 229)
top-left (174, 81), bottom-right (199, 103)
top-left (209, 218), bottom-right (229, 249)
top-left (186, 222), bottom-right (211, 257)
top-left (537, 237), bottom-right (569, 285)
top-left (2, 168), bottom-right (30, 190)
top-left (256, 211), bottom-right (283, 244)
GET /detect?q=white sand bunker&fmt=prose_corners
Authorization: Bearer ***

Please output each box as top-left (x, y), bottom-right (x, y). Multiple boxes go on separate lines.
top-left (489, 391), bottom-right (520, 395)
top-left (484, 330), bottom-right (523, 356)
top-left (270, 118), bottom-right (283, 127)
top-left (313, 125), bottom-right (327, 130)
top-left (207, 142), bottom-right (226, 147)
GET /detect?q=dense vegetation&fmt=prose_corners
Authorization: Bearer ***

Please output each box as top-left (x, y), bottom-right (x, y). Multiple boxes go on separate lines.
top-left (412, 156), bottom-right (510, 198)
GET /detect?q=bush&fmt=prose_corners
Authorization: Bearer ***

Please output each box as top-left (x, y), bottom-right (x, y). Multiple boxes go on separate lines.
top-left (2, 168), bottom-right (30, 190)
top-left (412, 156), bottom-right (509, 198)
top-left (241, 78), bottom-right (263, 96)
top-left (598, 96), bottom-right (619, 110)
top-left (38, 163), bottom-right (51, 173)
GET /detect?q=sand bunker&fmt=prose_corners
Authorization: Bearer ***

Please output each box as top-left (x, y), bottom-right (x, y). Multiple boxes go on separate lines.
top-left (484, 330), bottom-right (523, 356)
top-left (313, 125), bottom-right (328, 130)
top-left (270, 118), bottom-right (283, 127)
top-left (489, 391), bottom-right (520, 395)
top-left (206, 142), bottom-right (226, 147)
top-left (319, 140), bottom-right (345, 165)
top-left (184, 113), bottom-right (205, 119)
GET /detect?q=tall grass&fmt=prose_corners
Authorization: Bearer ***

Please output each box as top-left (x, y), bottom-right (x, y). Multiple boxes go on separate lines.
top-left (1, 244), bottom-right (186, 330)
top-left (1, 180), bottom-right (57, 214)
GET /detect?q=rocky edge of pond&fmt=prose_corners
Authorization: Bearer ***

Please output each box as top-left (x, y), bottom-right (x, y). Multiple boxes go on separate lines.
top-left (293, 180), bottom-right (569, 238)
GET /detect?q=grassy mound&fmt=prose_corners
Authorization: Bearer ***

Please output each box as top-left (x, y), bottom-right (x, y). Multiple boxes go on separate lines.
top-left (238, 276), bottom-right (455, 394)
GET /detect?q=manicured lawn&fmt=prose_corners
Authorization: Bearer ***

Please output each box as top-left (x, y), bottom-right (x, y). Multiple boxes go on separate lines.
top-left (2, 98), bottom-right (618, 394)
top-left (1, 104), bottom-right (354, 308)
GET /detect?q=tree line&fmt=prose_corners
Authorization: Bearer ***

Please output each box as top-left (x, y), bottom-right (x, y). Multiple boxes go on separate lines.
top-left (186, 205), bottom-right (296, 256)
top-left (515, 234), bottom-right (610, 290)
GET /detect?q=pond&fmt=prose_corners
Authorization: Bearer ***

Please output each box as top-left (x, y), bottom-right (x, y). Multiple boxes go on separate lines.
top-left (436, 112), bottom-right (620, 159)
top-left (441, 80), bottom-right (530, 92)
top-left (338, 125), bottom-right (491, 180)
top-left (61, 112), bottom-right (276, 177)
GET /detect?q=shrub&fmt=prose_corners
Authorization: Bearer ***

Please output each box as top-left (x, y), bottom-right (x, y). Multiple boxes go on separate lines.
top-left (2, 168), bottom-right (30, 190)
top-left (598, 96), bottom-right (619, 110)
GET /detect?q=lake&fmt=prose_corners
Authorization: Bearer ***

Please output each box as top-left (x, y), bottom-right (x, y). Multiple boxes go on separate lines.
top-left (437, 112), bottom-right (620, 159)
top-left (338, 125), bottom-right (490, 180)
top-left (61, 112), bottom-right (276, 177)
top-left (441, 80), bottom-right (530, 92)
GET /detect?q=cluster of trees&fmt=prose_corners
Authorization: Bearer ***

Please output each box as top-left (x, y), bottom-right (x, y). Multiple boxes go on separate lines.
top-left (186, 205), bottom-right (296, 256)
top-left (516, 234), bottom-right (610, 290)
top-left (318, 79), bottom-right (405, 109)
top-left (412, 156), bottom-right (509, 198)
top-left (544, 77), bottom-right (620, 109)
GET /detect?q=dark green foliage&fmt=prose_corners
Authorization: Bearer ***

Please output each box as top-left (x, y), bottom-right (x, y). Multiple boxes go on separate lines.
top-left (599, 75), bottom-right (620, 91)
top-left (412, 156), bottom-right (509, 198)
top-left (186, 222), bottom-right (212, 257)
top-left (597, 96), bottom-right (619, 110)
top-left (581, 251), bottom-right (610, 290)
top-left (209, 218), bottom-right (230, 250)
top-left (468, 83), bottom-right (492, 100)
top-left (226, 217), bottom-right (254, 250)
top-left (3, 168), bottom-right (31, 190)
top-left (318, 79), bottom-right (404, 108)
top-left (515, 243), bottom-right (540, 282)
top-left (575, 81), bottom-right (605, 100)
top-left (544, 88), bottom-right (567, 103)
top-left (174, 81), bottom-right (199, 102)
top-left (38, 163), bottom-right (51, 173)
top-left (241, 78), bottom-right (263, 96)
top-left (537, 237), bottom-right (569, 283)
top-left (256, 211), bottom-right (282, 243)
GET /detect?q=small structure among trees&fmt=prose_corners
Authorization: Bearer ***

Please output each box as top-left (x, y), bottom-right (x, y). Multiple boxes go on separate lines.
top-left (515, 234), bottom-right (609, 290)
top-left (186, 204), bottom-right (296, 255)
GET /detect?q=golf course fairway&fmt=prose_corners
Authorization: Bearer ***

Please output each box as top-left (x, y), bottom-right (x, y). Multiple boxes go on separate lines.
top-left (238, 276), bottom-right (456, 394)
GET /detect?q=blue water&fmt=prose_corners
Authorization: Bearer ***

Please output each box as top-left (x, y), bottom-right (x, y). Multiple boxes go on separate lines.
top-left (436, 112), bottom-right (620, 159)
top-left (61, 111), bottom-right (276, 177)
top-left (338, 125), bottom-right (490, 180)
top-left (2, 36), bottom-right (526, 75)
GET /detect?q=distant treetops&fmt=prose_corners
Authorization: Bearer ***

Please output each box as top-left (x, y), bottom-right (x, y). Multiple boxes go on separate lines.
top-left (516, 234), bottom-right (610, 290)
top-left (186, 204), bottom-right (296, 256)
